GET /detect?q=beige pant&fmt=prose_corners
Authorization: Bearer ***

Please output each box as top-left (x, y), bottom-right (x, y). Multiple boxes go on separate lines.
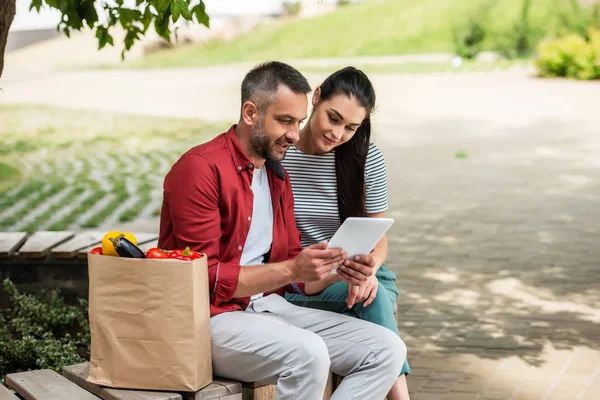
top-left (210, 294), bottom-right (406, 400)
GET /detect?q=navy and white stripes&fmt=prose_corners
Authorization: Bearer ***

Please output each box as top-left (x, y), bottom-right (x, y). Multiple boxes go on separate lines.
top-left (282, 143), bottom-right (389, 248)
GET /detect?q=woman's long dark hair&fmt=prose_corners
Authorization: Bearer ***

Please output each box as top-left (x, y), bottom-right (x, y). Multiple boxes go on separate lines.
top-left (317, 67), bottom-right (376, 223)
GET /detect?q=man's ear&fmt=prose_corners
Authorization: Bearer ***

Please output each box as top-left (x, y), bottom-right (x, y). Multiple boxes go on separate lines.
top-left (312, 87), bottom-right (321, 107)
top-left (241, 101), bottom-right (259, 126)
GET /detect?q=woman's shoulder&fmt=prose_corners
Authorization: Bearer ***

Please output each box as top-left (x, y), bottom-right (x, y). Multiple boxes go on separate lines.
top-left (366, 142), bottom-right (386, 166)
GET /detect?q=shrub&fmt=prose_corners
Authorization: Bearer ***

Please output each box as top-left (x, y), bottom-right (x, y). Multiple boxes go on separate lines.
top-left (555, 0), bottom-right (600, 40)
top-left (0, 279), bottom-right (90, 378)
top-left (283, 1), bottom-right (302, 16)
top-left (452, 1), bottom-right (495, 59)
top-left (535, 28), bottom-right (600, 80)
top-left (496, 0), bottom-right (540, 59)
top-left (453, 20), bottom-right (487, 59)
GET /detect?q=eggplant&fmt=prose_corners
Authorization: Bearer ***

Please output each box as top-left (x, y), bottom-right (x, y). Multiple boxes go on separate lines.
top-left (110, 237), bottom-right (146, 258)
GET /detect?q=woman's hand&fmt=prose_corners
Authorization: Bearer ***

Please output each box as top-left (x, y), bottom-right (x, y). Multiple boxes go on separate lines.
top-left (346, 275), bottom-right (379, 308)
top-left (337, 254), bottom-right (376, 286)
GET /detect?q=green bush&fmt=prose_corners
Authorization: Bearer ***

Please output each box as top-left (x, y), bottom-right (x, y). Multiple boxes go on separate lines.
top-left (452, 1), bottom-right (496, 59)
top-left (0, 279), bottom-right (90, 378)
top-left (535, 28), bottom-right (600, 80)
top-left (283, 1), bottom-right (302, 16)
top-left (496, 0), bottom-right (540, 59)
top-left (556, 0), bottom-right (600, 40)
top-left (453, 20), bottom-right (487, 59)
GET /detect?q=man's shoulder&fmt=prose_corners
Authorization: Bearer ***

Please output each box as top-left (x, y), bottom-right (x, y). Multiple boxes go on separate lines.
top-left (182, 132), bottom-right (230, 161)
top-left (166, 132), bottom-right (232, 180)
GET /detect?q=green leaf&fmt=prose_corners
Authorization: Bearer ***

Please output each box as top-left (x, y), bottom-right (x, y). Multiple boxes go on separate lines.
top-left (96, 26), bottom-right (114, 50)
top-left (124, 27), bottom-right (141, 51)
top-left (455, 150), bottom-right (469, 159)
top-left (29, 0), bottom-right (43, 12)
top-left (136, 0), bottom-right (145, 5)
top-left (192, 1), bottom-right (209, 27)
top-left (156, 0), bottom-right (171, 14)
top-left (79, 0), bottom-right (99, 29)
top-left (118, 8), bottom-right (142, 28)
top-left (171, 1), bottom-right (182, 23)
top-left (142, 6), bottom-right (154, 32)
top-left (116, 0), bottom-right (124, 5)
top-left (171, 0), bottom-right (191, 23)
top-left (154, 9), bottom-right (172, 42)
top-left (181, 2), bottom-right (192, 20)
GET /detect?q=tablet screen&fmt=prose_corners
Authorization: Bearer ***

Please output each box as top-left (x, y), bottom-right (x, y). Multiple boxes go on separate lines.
top-left (326, 217), bottom-right (394, 274)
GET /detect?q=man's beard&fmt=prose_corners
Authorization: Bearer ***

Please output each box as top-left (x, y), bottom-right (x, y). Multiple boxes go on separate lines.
top-left (250, 117), bottom-right (293, 162)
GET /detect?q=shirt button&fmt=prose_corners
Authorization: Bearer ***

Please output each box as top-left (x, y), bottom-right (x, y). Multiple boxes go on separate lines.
top-left (248, 216), bottom-right (251, 221)
top-left (238, 246), bottom-right (242, 251)
top-left (237, 166), bottom-right (241, 170)
top-left (249, 164), bottom-right (253, 168)
top-left (249, 185), bottom-right (253, 190)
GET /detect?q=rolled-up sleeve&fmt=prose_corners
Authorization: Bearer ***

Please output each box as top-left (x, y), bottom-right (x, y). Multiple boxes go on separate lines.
top-left (164, 154), bottom-right (240, 306)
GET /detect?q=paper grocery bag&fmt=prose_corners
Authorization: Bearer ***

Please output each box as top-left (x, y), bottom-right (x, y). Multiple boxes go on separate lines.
top-left (86, 254), bottom-right (212, 392)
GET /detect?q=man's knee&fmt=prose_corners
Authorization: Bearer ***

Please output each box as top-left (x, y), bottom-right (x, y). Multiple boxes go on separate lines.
top-left (288, 332), bottom-right (331, 379)
top-left (378, 327), bottom-right (407, 373)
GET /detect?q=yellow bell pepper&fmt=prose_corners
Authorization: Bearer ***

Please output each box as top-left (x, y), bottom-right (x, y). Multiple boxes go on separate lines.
top-left (102, 231), bottom-right (137, 257)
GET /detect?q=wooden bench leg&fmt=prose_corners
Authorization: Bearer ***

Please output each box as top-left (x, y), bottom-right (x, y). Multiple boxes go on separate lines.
top-left (243, 372), bottom-right (340, 400)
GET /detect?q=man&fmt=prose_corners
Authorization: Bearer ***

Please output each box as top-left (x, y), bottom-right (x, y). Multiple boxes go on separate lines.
top-left (159, 61), bottom-right (405, 400)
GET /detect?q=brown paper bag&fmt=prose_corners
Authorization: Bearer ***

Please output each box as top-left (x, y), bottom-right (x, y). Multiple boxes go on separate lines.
top-left (86, 253), bottom-right (212, 392)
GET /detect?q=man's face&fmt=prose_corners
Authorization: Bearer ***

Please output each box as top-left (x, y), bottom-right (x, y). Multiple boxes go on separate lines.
top-left (250, 85), bottom-right (308, 162)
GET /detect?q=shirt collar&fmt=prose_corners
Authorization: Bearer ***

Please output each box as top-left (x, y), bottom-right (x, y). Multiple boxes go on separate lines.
top-left (225, 125), bottom-right (286, 180)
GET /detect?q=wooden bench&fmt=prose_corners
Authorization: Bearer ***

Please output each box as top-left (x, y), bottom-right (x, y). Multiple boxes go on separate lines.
top-left (1, 362), bottom-right (340, 400)
top-left (1, 231), bottom-right (389, 399)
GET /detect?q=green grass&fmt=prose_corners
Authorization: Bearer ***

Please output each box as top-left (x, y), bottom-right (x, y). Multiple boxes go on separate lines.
top-left (299, 58), bottom-right (531, 75)
top-left (0, 106), bottom-right (222, 231)
top-left (121, 0), bottom-right (563, 70)
top-left (0, 162), bottom-right (22, 190)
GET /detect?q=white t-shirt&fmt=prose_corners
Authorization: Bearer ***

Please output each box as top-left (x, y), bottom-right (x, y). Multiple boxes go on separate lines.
top-left (239, 166), bottom-right (273, 301)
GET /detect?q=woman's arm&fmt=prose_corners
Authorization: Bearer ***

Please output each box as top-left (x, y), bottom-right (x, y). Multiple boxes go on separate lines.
top-left (368, 211), bottom-right (389, 272)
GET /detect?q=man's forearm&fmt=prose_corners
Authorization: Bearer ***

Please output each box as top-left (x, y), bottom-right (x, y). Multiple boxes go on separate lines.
top-left (233, 260), bottom-right (296, 298)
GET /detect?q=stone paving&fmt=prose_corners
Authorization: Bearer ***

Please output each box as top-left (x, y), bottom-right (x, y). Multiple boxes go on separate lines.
top-left (376, 74), bottom-right (600, 399)
top-left (2, 58), bottom-right (600, 399)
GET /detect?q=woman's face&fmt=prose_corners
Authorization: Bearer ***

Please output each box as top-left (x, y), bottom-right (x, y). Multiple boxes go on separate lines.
top-left (308, 89), bottom-right (368, 154)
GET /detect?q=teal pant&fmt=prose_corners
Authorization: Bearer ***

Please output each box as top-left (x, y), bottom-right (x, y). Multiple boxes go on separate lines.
top-left (286, 264), bottom-right (410, 376)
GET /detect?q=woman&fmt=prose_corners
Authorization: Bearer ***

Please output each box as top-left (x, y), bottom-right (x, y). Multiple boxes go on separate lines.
top-left (283, 67), bottom-right (411, 400)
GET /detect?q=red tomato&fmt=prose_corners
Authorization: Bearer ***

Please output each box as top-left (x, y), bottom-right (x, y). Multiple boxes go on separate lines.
top-left (146, 248), bottom-right (170, 259)
top-left (89, 247), bottom-right (103, 255)
top-left (168, 250), bottom-right (192, 261)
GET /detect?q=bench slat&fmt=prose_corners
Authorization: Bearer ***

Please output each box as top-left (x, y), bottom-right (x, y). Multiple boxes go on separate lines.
top-left (17, 231), bottom-right (74, 257)
top-left (63, 363), bottom-right (182, 400)
top-left (5, 369), bottom-right (100, 400)
top-left (51, 231), bottom-right (105, 258)
top-left (0, 232), bottom-right (28, 257)
top-left (182, 379), bottom-right (242, 400)
top-left (0, 384), bottom-right (19, 400)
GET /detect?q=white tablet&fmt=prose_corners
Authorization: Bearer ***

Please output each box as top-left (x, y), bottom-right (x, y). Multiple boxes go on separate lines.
top-left (327, 217), bottom-right (394, 273)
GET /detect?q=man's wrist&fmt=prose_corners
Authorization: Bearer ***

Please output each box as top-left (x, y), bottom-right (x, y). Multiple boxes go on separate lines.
top-left (283, 259), bottom-right (298, 283)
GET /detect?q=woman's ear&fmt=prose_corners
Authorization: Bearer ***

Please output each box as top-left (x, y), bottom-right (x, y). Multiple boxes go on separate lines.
top-left (241, 101), bottom-right (258, 126)
top-left (312, 87), bottom-right (321, 107)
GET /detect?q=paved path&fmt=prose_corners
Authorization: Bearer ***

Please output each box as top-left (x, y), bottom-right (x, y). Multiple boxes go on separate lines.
top-left (2, 62), bottom-right (600, 399)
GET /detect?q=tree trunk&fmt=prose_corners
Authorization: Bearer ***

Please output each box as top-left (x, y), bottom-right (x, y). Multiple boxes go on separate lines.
top-left (0, 0), bottom-right (17, 79)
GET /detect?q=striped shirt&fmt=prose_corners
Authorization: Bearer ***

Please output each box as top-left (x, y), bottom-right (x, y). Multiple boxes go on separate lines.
top-left (282, 143), bottom-right (389, 248)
